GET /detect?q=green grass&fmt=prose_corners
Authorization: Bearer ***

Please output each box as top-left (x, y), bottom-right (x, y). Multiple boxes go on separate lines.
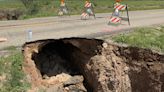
top-left (1, 46), bottom-right (17, 51)
top-left (0, 0), bottom-right (164, 19)
top-left (122, 0), bottom-right (164, 11)
top-left (0, 0), bottom-right (25, 9)
top-left (0, 50), bottom-right (30, 92)
top-left (112, 25), bottom-right (164, 52)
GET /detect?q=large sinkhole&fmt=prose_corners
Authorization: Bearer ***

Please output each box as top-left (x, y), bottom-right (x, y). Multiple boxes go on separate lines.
top-left (24, 38), bottom-right (104, 92)
top-left (22, 38), bottom-right (164, 92)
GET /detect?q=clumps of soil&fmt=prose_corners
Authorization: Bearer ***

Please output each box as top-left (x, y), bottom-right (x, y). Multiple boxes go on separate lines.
top-left (22, 38), bottom-right (164, 92)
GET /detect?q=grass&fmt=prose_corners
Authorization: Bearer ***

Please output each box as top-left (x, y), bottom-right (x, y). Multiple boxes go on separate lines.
top-left (0, 49), bottom-right (30, 92)
top-left (0, 0), bottom-right (164, 19)
top-left (122, 0), bottom-right (164, 11)
top-left (112, 25), bottom-right (164, 53)
top-left (1, 46), bottom-right (17, 51)
top-left (0, 0), bottom-right (25, 10)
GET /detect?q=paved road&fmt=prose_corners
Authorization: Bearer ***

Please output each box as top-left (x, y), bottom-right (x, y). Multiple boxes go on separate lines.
top-left (0, 9), bottom-right (164, 49)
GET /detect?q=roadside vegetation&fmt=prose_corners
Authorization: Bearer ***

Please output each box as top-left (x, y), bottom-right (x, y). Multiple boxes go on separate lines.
top-left (0, 47), bottom-right (30, 92)
top-left (112, 25), bottom-right (164, 53)
top-left (0, 0), bottom-right (164, 19)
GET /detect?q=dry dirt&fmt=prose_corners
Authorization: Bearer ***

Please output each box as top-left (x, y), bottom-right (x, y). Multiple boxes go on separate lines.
top-left (22, 38), bottom-right (164, 92)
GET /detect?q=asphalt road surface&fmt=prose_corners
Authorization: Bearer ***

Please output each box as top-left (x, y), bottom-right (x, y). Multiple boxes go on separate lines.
top-left (0, 9), bottom-right (164, 49)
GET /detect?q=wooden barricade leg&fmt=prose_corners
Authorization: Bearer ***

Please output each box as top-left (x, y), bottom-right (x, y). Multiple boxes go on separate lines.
top-left (126, 4), bottom-right (130, 25)
top-left (91, 5), bottom-right (96, 19)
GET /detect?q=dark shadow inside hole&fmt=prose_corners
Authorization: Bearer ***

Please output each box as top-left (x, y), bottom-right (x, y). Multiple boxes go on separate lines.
top-left (32, 40), bottom-right (81, 77)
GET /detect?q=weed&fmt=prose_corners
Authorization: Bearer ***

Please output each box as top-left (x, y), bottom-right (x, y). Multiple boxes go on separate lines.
top-left (0, 51), bottom-right (30, 92)
top-left (112, 26), bottom-right (164, 52)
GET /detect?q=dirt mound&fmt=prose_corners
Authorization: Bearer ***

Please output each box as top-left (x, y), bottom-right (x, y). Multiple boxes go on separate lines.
top-left (22, 38), bottom-right (164, 92)
top-left (0, 10), bottom-right (23, 20)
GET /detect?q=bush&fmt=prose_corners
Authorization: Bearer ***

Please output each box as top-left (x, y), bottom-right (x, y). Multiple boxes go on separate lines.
top-left (20, 0), bottom-right (39, 15)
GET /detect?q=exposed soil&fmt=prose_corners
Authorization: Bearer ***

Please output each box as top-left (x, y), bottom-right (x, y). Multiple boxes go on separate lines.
top-left (0, 10), bottom-right (23, 20)
top-left (22, 38), bottom-right (164, 92)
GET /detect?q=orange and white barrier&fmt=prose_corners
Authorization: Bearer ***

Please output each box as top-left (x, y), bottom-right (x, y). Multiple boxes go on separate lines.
top-left (81, 1), bottom-right (95, 20)
top-left (109, 3), bottom-right (130, 25)
top-left (114, 4), bottom-right (126, 10)
top-left (81, 12), bottom-right (88, 17)
top-left (85, 3), bottom-right (92, 8)
top-left (109, 16), bottom-right (121, 24)
top-left (58, 2), bottom-right (69, 16)
top-left (60, 3), bottom-right (65, 6)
